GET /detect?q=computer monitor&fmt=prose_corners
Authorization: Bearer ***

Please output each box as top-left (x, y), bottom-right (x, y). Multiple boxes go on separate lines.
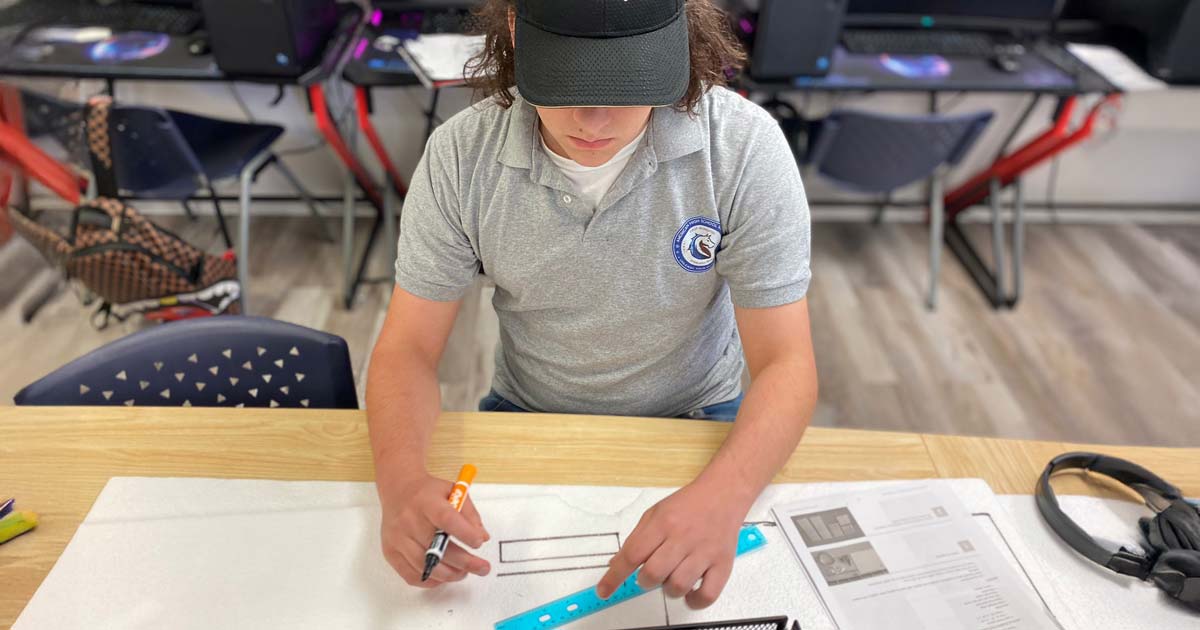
top-left (845, 0), bottom-right (1060, 31)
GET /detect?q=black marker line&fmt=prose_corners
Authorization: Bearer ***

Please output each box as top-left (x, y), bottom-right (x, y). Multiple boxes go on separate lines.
top-left (498, 532), bottom-right (620, 563)
top-left (496, 564), bottom-right (610, 577)
top-left (499, 532), bottom-right (620, 544)
top-left (499, 551), bottom-right (617, 564)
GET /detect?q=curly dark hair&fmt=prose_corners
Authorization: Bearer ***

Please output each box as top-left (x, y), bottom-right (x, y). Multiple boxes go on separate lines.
top-left (463, 0), bottom-right (746, 113)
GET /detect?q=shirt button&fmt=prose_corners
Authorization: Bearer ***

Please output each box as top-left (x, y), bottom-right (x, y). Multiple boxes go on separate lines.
top-left (562, 194), bottom-right (572, 204)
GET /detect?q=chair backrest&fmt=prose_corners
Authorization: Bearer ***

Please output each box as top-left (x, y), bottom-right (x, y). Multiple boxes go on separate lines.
top-left (107, 105), bottom-right (207, 199)
top-left (15, 316), bottom-right (359, 409)
top-left (166, 109), bottom-right (283, 181)
top-left (19, 89), bottom-right (91, 170)
top-left (807, 109), bottom-right (994, 194)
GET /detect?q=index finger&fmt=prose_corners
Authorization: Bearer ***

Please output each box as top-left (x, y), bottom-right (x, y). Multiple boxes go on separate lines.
top-left (426, 501), bottom-right (488, 549)
top-left (461, 495), bottom-right (490, 541)
top-left (596, 528), bottom-right (665, 599)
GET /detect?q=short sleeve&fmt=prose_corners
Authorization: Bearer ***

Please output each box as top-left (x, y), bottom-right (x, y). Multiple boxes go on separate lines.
top-left (394, 130), bottom-right (481, 301)
top-left (715, 113), bottom-right (812, 309)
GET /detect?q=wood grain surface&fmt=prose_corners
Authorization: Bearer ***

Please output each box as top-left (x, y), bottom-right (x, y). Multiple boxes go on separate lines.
top-left (3, 406), bottom-right (1198, 627)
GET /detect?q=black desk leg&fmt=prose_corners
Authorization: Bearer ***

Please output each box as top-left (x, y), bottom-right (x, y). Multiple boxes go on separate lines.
top-left (994, 95), bottom-right (1041, 163)
top-left (943, 178), bottom-right (1024, 310)
top-left (345, 212), bottom-right (383, 309)
top-left (945, 221), bottom-right (1006, 308)
top-left (943, 97), bottom-right (1045, 309)
top-left (200, 184), bottom-right (234, 250)
top-left (424, 88), bottom-right (441, 142)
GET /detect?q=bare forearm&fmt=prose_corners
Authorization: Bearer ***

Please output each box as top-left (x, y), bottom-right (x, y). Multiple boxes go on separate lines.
top-left (694, 357), bottom-right (818, 510)
top-left (366, 342), bottom-right (443, 498)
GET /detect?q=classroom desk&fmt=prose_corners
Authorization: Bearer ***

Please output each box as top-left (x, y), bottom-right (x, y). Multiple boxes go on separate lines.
top-left (338, 1), bottom-right (481, 307)
top-left (2, 405), bottom-right (1198, 626)
top-left (742, 44), bottom-right (1120, 310)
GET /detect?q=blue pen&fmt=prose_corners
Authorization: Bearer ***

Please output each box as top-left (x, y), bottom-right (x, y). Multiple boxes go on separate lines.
top-left (0, 498), bottom-right (13, 519)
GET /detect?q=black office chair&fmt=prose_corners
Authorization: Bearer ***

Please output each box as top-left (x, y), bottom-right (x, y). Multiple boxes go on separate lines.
top-left (14, 316), bottom-right (359, 409)
top-left (807, 108), bottom-right (994, 309)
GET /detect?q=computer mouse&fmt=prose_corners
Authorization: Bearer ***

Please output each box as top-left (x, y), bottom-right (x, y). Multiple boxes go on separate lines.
top-left (188, 37), bottom-right (210, 56)
top-left (374, 35), bottom-right (400, 53)
top-left (990, 55), bottom-right (1019, 74)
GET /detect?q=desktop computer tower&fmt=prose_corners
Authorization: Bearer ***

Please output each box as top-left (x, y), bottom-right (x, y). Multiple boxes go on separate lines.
top-left (1146, 1), bottom-right (1200, 83)
top-left (741, 0), bottom-right (848, 79)
top-left (199, 0), bottom-right (339, 78)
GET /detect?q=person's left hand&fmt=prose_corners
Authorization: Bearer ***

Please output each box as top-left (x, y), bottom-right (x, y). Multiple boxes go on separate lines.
top-left (596, 479), bottom-right (751, 609)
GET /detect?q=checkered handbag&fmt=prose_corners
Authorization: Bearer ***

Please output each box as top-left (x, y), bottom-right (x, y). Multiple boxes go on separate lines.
top-left (8, 197), bottom-right (241, 325)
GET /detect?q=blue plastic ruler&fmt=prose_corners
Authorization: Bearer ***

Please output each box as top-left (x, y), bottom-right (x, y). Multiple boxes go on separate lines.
top-left (494, 525), bottom-right (768, 630)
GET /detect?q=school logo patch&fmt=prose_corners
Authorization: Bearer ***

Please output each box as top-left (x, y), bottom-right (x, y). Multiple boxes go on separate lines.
top-left (673, 216), bottom-right (722, 273)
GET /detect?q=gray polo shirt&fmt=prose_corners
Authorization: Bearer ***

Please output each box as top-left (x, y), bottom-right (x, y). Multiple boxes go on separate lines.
top-left (395, 87), bottom-right (811, 418)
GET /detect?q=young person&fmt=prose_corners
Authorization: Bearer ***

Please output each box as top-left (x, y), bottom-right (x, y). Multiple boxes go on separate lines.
top-left (366, 0), bottom-right (817, 609)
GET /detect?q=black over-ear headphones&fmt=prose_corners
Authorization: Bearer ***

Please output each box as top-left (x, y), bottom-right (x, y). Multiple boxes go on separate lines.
top-left (1036, 452), bottom-right (1200, 612)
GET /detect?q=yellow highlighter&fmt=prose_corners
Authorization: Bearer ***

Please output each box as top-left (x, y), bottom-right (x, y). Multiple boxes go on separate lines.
top-left (0, 510), bottom-right (39, 544)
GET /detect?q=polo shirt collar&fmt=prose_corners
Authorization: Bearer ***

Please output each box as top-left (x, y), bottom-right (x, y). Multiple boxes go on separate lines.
top-left (497, 94), bottom-right (706, 170)
top-left (649, 101), bottom-right (706, 162)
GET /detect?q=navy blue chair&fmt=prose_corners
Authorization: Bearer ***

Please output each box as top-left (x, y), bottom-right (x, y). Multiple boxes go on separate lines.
top-left (20, 89), bottom-right (333, 314)
top-left (108, 105), bottom-right (278, 312)
top-left (108, 105), bottom-right (336, 313)
top-left (807, 109), bottom-right (993, 309)
top-left (15, 316), bottom-right (358, 409)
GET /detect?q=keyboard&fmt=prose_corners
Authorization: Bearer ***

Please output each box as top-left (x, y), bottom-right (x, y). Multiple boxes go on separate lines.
top-left (842, 29), bottom-right (1000, 57)
top-left (0, 1), bottom-right (203, 36)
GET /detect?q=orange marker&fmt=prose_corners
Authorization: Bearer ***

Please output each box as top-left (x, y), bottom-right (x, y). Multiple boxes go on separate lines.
top-left (421, 464), bottom-right (477, 581)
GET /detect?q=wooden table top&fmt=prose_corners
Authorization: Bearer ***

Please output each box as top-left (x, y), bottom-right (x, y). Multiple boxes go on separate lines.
top-left (2, 406), bottom-right (1197, 627)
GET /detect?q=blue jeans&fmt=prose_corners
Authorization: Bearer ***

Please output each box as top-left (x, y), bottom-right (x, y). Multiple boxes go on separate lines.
top-left (478, 391), bottom-right (744, 422)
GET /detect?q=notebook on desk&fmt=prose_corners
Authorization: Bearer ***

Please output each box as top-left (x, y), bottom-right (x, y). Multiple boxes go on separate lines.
top-left (399, 33), bottom-right (483, 88)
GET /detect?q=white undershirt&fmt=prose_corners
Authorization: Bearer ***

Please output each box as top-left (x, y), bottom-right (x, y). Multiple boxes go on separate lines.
top-left (540, 126), bottom-right (647, 210)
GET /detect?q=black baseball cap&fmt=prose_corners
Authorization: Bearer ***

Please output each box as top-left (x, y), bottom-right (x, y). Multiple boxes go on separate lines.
top-left (514, 0), bottom-right (691, 108)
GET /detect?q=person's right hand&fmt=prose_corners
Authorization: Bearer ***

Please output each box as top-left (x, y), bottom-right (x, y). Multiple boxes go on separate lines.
top-left (380, 472), bottom-right (491, 587)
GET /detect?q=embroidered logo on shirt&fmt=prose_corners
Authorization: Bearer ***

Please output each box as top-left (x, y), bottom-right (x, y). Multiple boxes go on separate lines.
top-left (673, 216), bottom-right (722, 273)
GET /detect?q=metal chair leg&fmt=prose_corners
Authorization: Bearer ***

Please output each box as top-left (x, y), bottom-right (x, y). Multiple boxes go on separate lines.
top-left (272, 156), bottom-right (336, 243)
top-left (927, 176), bottom-right (944, 310)
top-left (1012, 177), bottom-right (1025, 304)
top-left (237, 151), bottom-right (273, 315)
top-left (873, 191), bottom-right (891, 225)
top-left (20, 273), bottom-right (64, 323)
top-left (989, 178), bottom-right (1007, 304)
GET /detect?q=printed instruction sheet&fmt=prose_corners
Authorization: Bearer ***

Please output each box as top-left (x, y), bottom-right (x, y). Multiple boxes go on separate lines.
top-left (774, 483), bottom-right (1061, 630)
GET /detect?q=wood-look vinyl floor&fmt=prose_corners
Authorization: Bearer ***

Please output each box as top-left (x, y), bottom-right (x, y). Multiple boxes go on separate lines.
top-left (2, 213), bottom-right (1198, 447)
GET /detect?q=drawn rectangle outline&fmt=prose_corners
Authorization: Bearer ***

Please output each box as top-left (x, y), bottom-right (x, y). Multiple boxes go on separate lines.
top-left (499, 532), bottom-right (621, 563)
